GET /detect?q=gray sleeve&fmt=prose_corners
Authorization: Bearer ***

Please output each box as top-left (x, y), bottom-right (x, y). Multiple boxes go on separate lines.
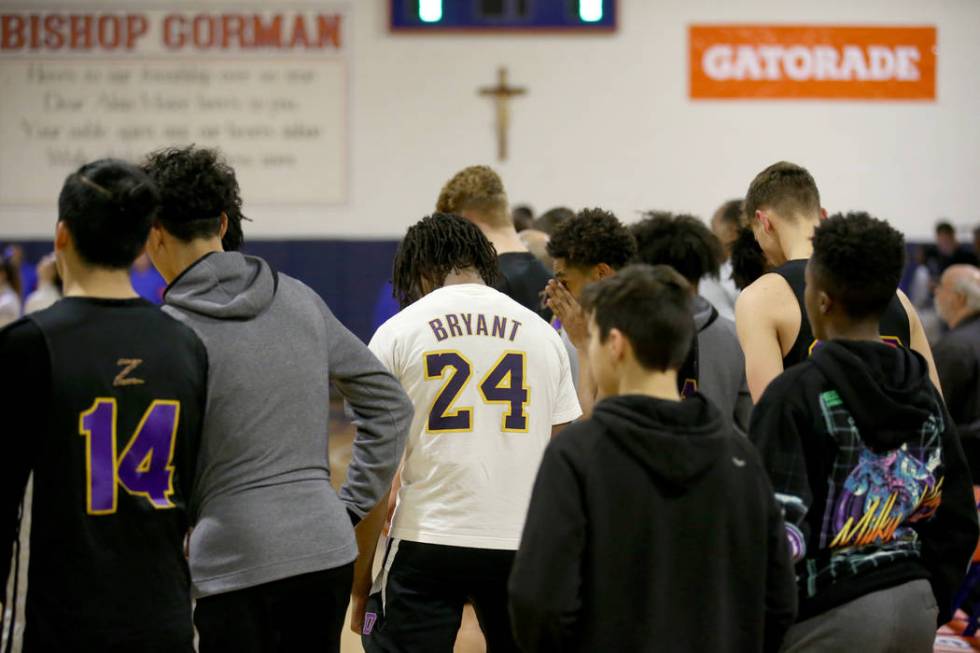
top-left (319, 304), bottom-right (413, 518)
top-left (734, 374), bottom-right (753, 436)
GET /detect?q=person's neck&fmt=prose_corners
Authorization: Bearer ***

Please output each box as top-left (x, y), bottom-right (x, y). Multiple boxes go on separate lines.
top-left (479, 223), bottom-right (527, 255)
top-left (170, 239), bottom-right (223, 283)
top-left (443, 268), bottom-right (486, 287)
top-left (63, 266), bottom-right (138, 299)
top-left (822, 318), bottom-right (881, 342)
top-left (617, 365), bottom-right (681, 402)
top-left (779, 217), bottom-right (818, 261)
top-left (948, 308), bottom-right (979, 329)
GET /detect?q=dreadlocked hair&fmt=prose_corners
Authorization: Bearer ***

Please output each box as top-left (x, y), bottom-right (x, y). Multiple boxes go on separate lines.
top-left (392, 213), bottom-right (499, 309)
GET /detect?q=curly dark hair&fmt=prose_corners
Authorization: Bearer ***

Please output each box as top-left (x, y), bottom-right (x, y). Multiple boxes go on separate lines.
top-left (58, 159), bottom-right (160, 269)
top-left (745, 161), bottom-right (820, 222)
top-left (142, 145), bottom-right (248, 251)
top-left (546, 208), bottom-right (636, 270)
top-left (730, 226), bottom-right (768, 290)
top-left (392, 213), bottom-right (499, 309)
top-left (631, 212), bottom-right (723, 284)
top-left (580, 264), bottom-right (694, 372)
top-left (810, 212), bottom-right (905, 319)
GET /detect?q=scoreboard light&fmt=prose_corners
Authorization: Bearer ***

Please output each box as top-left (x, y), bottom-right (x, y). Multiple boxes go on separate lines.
top-left (418, 0), bottom-right (443, 23)
top-left (395, 0), bottom-right (617, 32)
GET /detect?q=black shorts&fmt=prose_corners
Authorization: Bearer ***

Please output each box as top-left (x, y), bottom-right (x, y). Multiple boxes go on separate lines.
top-left (362, 540), bottom-right (519, 653)
top-left (194, 564), bottom-right (354, 653)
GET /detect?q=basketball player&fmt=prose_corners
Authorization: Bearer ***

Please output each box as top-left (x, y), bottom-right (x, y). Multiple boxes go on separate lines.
top-left (735, 161), bottom-right (940, 401)
top-left (631, 212), bottom-right (752, 431)
top-left (0, 160), bottom-right (207, 651)
top-left (749, 213), bottom-right (977, 651)
top-left (544, 208), bottom-right (637, 416)
top-left (359, 213), bottom-right (581, 652)
top-left (436, 165), bottom-right (553, 320)
top-left (142, 146), bottom-right (413, 653)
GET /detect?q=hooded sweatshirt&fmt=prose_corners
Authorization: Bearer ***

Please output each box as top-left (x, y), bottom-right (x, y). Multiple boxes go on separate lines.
top-left (163, 252), bottom-right (413, 598)
top-left (509, 394), bottom-right (797, 653)
top-left (692, 295), bottom-right (752, 433)
top-left (750, 340), bottom-right (979, 623)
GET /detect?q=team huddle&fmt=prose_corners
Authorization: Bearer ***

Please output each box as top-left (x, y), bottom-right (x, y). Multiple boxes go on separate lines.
top-left (0, 149), bottom-right (977, 653)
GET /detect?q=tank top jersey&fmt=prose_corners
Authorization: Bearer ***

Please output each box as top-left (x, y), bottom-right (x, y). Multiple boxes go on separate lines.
top-left (368, 284), bottom-right (581, 550)
top-left (19, 297), bottom-right (208, 649)
top-left (773, 259), bottom-right (911, 368)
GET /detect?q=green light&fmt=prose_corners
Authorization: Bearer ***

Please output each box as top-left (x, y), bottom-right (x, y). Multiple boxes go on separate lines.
top-left (579, 0), bottom-right (602, 23)
top-left (419, 0), bottom-right (443, 23)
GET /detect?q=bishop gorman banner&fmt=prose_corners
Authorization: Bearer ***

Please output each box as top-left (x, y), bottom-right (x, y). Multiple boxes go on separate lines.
top-left (689, 25), bottom-right (936, 100)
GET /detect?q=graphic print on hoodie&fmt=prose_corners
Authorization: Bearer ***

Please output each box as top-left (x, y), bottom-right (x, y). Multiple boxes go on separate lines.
top-left (750, 340), bottom-right (978, 621)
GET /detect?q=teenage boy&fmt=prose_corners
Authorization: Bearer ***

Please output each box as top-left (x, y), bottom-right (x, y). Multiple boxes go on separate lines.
top-left (360, 213), bottom-right (580, 652)
top-left (509, 264), bottom-right (797, 653)
top-left (544, 208), bottom-right (637, 416)
top-left (142, 145), bottom-right (413, 652)
top-left (0, 159), bottom-right (207, 651)
top-left (750, 213), bottom-right (979, 652)
top-left (735, 161), bottom-right (939, 401)
top-left (631, 212), bottom-right (752, 431)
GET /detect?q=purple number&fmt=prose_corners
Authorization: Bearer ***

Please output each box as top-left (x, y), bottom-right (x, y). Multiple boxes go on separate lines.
top-left (80, 399), bottom-right (119, 514)
top-left (479, 352), bottom-right (528, 432)
top-left (425, 352), bottom-right (473, 432)
top-left (118, 401), bottom-right (180, 508)
top-left (78, 398), bottom-right (180, 515)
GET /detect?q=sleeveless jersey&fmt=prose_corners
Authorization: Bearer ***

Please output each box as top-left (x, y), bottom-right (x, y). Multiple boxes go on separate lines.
top-left (21, 297), bottom-right (207, 649)
top-left (773, 259), bottom-right (911, 369)
top-left (369, 284), bottom-right (581, 550)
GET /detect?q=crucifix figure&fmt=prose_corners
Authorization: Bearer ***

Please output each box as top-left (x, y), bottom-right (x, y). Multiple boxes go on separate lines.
top-left (479, 67), bottom-right (526, 161)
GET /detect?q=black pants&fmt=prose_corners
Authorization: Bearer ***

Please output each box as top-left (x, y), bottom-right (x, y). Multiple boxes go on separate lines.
top-left (362, 540), bottom-right (519, 653)
top-left (194, 564), bottom-right (354, 653)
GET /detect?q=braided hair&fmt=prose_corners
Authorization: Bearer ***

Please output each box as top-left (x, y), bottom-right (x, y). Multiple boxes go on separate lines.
top-left (392, 213), bottom-right (499, 309)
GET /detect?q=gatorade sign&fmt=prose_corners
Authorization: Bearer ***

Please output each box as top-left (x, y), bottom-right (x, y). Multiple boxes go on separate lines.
top-left (689, 25), bottom-right (936, 100)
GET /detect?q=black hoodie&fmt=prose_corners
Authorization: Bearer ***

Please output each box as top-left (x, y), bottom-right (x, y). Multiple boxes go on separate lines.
top-left (508, 394), bottom-right (797, 653)
top-left (750, 340), bottom-right (979, 623)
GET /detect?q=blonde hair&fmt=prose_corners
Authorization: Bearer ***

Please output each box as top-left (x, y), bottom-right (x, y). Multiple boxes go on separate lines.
top-left (436, 165), bottom-right (509, 226)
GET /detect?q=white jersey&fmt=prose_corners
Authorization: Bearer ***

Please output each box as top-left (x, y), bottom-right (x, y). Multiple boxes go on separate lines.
top-left (369, 283), bottom-right (581, 550)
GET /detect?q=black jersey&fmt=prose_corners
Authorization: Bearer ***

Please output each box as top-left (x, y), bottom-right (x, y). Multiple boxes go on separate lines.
top-left (773, 259), bottom-right (912, 369)
top-left (0, 297), bottom-right (207, 652)
top-left (495, 252), bottom-right (553, 321)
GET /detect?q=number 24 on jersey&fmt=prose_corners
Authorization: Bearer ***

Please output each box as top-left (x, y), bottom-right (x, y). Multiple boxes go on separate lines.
top-left (425, 350), bottom-right (529, 433)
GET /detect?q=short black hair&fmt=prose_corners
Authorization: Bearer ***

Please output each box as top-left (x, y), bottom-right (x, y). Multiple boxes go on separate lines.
top-left (745, 161), bottom-right (821, 221)
top-left (392, 212), bottom-right (499, 309)
top-left (935, 221), bottom-right (955, 237)
top-left (714, 199), bottom-right (743, 227)
top-left (631, 212), bottom-right (723, 284)
top-left (580, 264), bottom-right (694, 372)
top-left (533, 207), bottom-right (575, 236)
top-left (546, 208), bottom-right (636, 270)
top-left (0, 249), bottom-right (22, 297)
top-left (730, 226), bottom-right (768, 290)
top-left (57, 159), bottom-right (160, 269)
top-left (142, 146), bottom-right (247, 251)
top-left (810, 212), bottom-right (905, 320)
top-left (512, 205), bottom-right (534, 232)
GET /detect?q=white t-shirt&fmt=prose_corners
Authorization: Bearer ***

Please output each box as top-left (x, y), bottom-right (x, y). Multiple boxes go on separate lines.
top-left (369, 283), bottom-right (581, 550)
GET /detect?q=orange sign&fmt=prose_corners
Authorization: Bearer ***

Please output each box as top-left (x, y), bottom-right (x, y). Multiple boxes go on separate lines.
top-left (689, 25), bottom-right (936, 100)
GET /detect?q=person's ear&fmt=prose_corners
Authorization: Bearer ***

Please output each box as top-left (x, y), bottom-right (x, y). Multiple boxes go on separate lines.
top-left (820, 207), bottom-right (828, 220)
top-left (54, 221), bottom-right (69, 253)
top-left (219, 212), bottom-right (229, 239)
top-left (817, 289), bottom-right (832, 316)
top-left (607, 327), bottom-right (627, 362)
top-left (756, 210), bottom-right (774, 234)
top-left (594, 262), bottom-right (615, 281)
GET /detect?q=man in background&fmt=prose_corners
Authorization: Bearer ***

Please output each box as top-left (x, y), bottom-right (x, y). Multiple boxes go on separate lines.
top-left (701, 198), bottom-right (742, 320)
top-left (934, 264), bottom-right (980, 479)
top-left (436, 165), bottom-right (552, 320)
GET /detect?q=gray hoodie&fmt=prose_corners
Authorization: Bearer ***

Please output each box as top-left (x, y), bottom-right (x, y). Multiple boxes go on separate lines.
top-left (163, 252), bottom-right (412, 598)
top-left (693, 295), bottom-right (753, 433)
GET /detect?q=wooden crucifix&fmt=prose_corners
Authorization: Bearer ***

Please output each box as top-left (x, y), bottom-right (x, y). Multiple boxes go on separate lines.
top-left (479, 67), bottom-right (526, 161)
